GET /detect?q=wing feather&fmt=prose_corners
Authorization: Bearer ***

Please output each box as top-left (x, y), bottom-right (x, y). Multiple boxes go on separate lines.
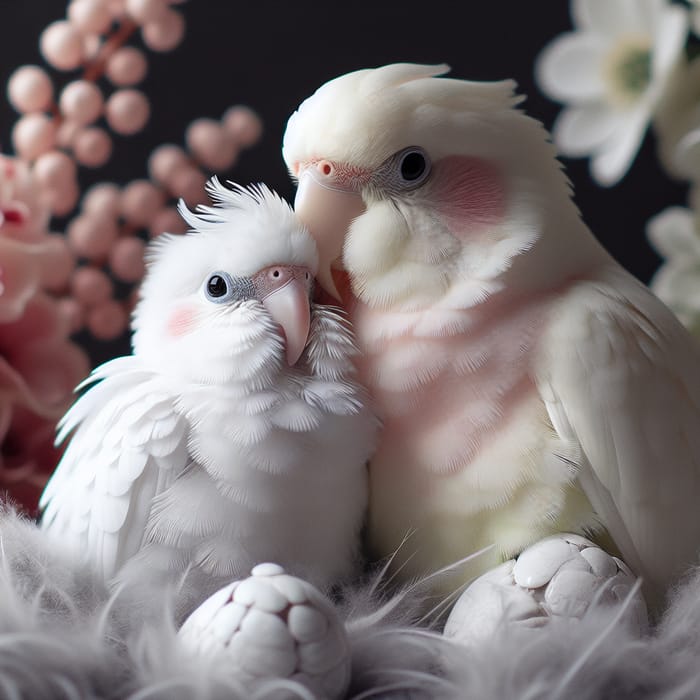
top-left (537, 271), bottom-right (700, 607)
top-left (39, 356), bottom-right (191, 581)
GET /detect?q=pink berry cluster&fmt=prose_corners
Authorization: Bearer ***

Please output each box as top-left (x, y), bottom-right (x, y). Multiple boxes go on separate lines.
top-left (8, 0), bottom-right (186, 207)
top-left (1, 1), bottom-right (263, 513)
top-left (64, 106), bottom-right (263, 341)
top-left (4, 0), bottom-right (263, 342)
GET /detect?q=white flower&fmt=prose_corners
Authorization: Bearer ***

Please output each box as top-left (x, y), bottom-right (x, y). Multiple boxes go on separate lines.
top-left (647, 205), bottom-right (700, 334)
top-left (652, 57), bottom-right (700, 181)
top-left (536, 0), bottom-right (689, 186)
top-left (670, 124), bottom-right (700, 179)
top-left (690, 0), bottom-right (700, 36)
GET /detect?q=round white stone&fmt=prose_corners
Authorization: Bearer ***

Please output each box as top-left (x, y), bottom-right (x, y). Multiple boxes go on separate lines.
top-left (580, 546), bottom-right (618, 578)
top-left (544, 568), bottom-right (599, 617)
top-left (561, 553), bottom-right (594, 575)
top-left (288, 603), bottom-right (329, 643)
top-left (233, 577), bottom-right (288, 612)
top-left (268, 574), bottom-right (310, 605)
top-left (210, 601), bottom-right (247, 642)
top-left (251, 562), bottom-right (285, 577)
top-left (236, 634), bottom-right (297, 677)
top-left (191, 628), bottom-right (226, 656)
top-left (444, 560), bottom-right (543, 645)
top-left (298, 637), bottom-right (346, 674)
top-left (176, 572), bottom-right (351, 700)
top-left (179, 581), bottom-right (238, 638)
top-left (513, 536), bottom-right (578, 588)
top-left (239, 608), bottom-right (294, 650)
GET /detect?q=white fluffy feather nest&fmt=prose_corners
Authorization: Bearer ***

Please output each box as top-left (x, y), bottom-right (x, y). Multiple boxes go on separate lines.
top-left (2, 507), bottom-right (700, 699)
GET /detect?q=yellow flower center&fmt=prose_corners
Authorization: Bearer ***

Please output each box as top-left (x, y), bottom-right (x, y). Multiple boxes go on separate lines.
top-left (604, 36), bottom-right (653, 105)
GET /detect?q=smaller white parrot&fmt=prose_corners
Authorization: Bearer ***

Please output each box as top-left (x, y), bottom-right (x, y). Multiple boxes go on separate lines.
top-left (39, 180), bottom-right (377, 598)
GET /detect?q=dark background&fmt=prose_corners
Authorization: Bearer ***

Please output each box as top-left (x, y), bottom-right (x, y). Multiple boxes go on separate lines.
top-left (0, 1), bottom-right (690, 363)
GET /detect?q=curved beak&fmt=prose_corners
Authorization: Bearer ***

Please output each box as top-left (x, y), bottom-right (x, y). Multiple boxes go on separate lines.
top-left (257, 266), bottom-right (312, 366)
top-left (294, 166), bottom-right (365, 300)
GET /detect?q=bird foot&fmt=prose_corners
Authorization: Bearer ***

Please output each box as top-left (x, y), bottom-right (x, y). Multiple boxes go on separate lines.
top-left (178, 563), bottom-right (351, 699)
top-left (443, 533), bottom-right (649, 646)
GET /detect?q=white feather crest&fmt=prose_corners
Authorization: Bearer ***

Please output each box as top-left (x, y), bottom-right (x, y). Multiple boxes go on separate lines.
top-left (144, 179), bottom-right (318, 283)
top-left (283, 62), bottom-right (522, 172)
top-left (177, 179), bottom-right (297, 236)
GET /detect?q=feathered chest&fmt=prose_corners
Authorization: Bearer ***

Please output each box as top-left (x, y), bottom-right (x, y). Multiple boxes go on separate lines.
top-left (143, 355), bottom-right (374, 588)
top-left (174, 378), bottom-right (327, 481)
top-left (352, 295), bottom-right (552, 475)
top-left (168, 305), bottom-right (364, 476)
top-left (356, 294), bottom-right (596, 580)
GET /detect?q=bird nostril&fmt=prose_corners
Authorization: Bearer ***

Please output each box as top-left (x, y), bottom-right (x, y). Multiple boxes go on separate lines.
top-left (272, 269), bottom-right (281, 278)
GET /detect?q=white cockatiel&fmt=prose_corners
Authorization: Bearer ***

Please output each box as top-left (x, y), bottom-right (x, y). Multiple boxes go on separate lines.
top-left (39, 180), bottom-right (377, 597)
top-left (282, 62), bottom-right (700, 611)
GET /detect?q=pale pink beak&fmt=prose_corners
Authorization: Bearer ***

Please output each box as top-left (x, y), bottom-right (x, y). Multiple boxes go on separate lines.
top-left (253, 265), bottom-right (312, 365)
top-left (294, 163), bottom-right (365, 300)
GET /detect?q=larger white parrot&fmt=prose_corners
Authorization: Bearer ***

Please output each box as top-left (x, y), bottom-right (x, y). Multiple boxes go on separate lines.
top-left (282, 62), bottom-right (700, 610)
top-left (39, 180), bottom-right (377, 597)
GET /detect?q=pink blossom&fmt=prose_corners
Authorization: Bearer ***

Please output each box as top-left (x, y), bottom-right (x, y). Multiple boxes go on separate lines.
top-left (0, 155), bottom-right (88, 515)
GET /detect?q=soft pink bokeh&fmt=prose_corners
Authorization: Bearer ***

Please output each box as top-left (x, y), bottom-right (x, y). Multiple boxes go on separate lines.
top-left (0, 3), bottom-right (262, 515)
top-left (0, 155), bottom-right (89, 515)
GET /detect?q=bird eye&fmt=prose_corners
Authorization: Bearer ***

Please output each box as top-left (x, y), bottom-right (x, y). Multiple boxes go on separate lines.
top-left (203, 271), bottom-right (252, 304)
top-left (397, 147), bottom-right (430, 186)
top-left (207, 275), bottom-right (228, 298)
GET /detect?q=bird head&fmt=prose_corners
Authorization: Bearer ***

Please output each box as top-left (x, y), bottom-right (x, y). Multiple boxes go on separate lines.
top-left (131, 180), bottom-right (318, 385)
top-left (283, 63), bottom-right (584, 312)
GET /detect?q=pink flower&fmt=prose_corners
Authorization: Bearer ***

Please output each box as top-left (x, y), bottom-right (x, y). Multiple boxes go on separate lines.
top-left (0, 155), bottom-right (88, 515)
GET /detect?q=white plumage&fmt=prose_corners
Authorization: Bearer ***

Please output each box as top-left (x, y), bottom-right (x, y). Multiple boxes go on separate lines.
top-left (282, 63), bottom-right (700, 613)
top-left (39, 181), bottom-right (377, 598)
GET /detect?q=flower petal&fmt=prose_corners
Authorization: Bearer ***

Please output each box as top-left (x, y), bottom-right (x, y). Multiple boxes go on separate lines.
top-left (536, 33), bottom-right (607, 103)
top-left (690, 182), bottom-right (700, 212)
top-left (590, 106), bottom-right (650, 185)
top-left (650, 265), bottom-right (700, 314)
top-left (647, 206), bottom-right (700, 260)
top-left (573, 0), bottom-right (648, 37)
top-left (0, 293), bottom-right (65, 354)
top-left (553, 104), bottom-right (627, 156)
top-left (0, 356), bottom-right (57, 419)
top-left (652, 4), bottom-right (689, 81)
top-left (693, 9), bottom-right (700, 38)
top-left (0, 238), bottom-right (41, 323)
top-left (14, 340), bottom-right (88, 409)
top-left (637, 0), bottom-right (672, 32)
top-left (672, 128), bottom-right (700, 179)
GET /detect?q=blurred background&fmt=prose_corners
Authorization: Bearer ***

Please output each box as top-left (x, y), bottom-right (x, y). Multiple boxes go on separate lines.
top-left (0, 0), bottom-right (689, 365)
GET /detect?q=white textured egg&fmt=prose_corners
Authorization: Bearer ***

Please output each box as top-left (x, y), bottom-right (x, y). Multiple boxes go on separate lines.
top-left (178, 563), bottom-right (351, 699)
top-left (443, 533), bottom-right (649, 646)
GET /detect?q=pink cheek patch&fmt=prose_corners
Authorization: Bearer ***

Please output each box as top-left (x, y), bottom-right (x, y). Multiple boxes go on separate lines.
top-left (167, 305), bottom-right (199, 337)
top-left (429, 156), bottom-right (506, 236)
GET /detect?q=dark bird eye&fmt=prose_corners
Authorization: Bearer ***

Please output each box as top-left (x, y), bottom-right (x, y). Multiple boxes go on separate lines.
top-left (204, 271), bottom-right (253, 304)
top-left (397, 147), bottom-right (430, 187)
top-left (207, 275), bottom-right (228, 298)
